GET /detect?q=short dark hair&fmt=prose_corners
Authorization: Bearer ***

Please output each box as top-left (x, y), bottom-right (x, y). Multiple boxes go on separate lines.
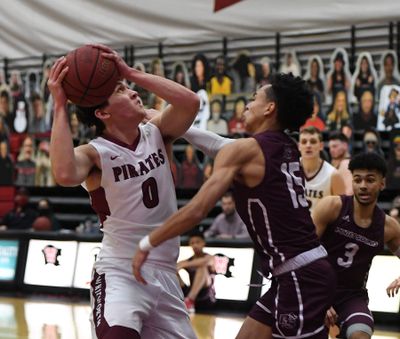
top-left (222, 191), bottom-right (234, 200)
top-left (75, 102), bottom-right (108, 136)
top-left (188, 229), bottom-right (205, 241)
top-left (348, 152), bottom-right (387, 177)
top-left (267, 73), bottom-right (313, 131)
top-left (384, 53), bottom-right (395, 64)
top-left (329, 131), bottom-right (349, 144)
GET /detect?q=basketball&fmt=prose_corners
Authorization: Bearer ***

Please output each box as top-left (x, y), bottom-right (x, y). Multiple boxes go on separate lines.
top-left (62, 45), bottom-right (120, 107)
top-left (32, 216), bottom-right (52, 231)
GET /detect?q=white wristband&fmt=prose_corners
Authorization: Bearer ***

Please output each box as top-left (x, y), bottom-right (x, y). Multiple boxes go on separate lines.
top-left (139, 235), bottom-right (154, 252)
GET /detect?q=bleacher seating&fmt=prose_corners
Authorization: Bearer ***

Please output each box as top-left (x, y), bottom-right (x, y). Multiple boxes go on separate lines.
top-left (1, 21), bottom-right (399, 231)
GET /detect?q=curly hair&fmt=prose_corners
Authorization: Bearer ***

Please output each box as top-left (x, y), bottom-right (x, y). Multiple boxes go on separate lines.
top-left (348, 152), bottom-right (387, 177)
top-left (266, 73), bottom-right (313, 131)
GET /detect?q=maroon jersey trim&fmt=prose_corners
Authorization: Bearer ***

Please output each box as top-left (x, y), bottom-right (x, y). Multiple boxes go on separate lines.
top-left (101, 128), bottom-right (141, 152)
top-left (89, 186), bottom-right (110, 224)
top-left (304, 159), bottom-right (324, 182)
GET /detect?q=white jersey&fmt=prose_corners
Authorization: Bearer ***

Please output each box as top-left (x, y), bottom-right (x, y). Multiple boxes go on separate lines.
top-left (304, 160), bottom-right (335, 212)
top-left (87, 122), bottom-right (179, 271)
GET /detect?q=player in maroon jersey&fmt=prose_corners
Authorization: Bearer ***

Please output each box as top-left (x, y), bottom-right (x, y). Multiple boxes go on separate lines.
top-left (133, 73), bottom-right (336, 339)
top-left (312, 152), bottom-right (400, 339)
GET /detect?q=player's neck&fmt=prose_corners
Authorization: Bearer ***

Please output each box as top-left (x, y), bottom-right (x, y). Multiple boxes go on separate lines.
top-left (353, 197), bottom-right (376, 224)
top-left (301, 157), bottom-right (322, 175)
top-left (259, 120), bottom-right (280, 134)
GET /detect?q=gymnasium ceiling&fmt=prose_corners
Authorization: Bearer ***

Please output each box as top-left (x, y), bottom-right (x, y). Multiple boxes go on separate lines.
top-left (1, 0), bottom-right (399, 59)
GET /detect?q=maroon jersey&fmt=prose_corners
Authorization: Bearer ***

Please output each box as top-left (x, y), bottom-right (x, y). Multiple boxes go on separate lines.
top-left (321, 195), bottom-right (385, 289)
top-left (233, 131), bottom-right (320, 276)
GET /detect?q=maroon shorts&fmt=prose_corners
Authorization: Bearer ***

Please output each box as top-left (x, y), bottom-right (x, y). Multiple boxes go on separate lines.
top-left (249, 258), bottom-right (336, 338)
top-left (334, 289), bottom-right (374, 338)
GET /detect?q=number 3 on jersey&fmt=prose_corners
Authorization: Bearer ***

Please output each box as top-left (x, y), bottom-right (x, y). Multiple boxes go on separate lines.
top-left (281, 162), bottom-right (308, 209)
top-left (142, 177), bottom-right (159, 208)
top-left (337, 242), bottom-right (359, 268)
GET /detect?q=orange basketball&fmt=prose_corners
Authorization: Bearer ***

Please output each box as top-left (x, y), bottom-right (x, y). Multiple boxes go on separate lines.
top-left (32, 216), bottom-right (52, 231)
top-left (62, 45), bottom-right (120, 107)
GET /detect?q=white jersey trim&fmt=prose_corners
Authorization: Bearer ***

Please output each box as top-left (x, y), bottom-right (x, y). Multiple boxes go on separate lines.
top-left (248, 198), bottom-right (286, 272)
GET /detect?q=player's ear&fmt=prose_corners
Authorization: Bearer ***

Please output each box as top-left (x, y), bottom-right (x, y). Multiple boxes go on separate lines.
top-left (264, 101), bottom-right (276, 116)
top-left (380, 177), bottom-right (386, 191)
top-left (94, 108), bottom-right (111, 121)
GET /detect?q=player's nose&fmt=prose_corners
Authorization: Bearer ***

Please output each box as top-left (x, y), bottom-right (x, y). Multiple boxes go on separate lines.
top-left (359, 181), bottom-right (368, 189)
top-left (130, 90), bottom-right (138, 98)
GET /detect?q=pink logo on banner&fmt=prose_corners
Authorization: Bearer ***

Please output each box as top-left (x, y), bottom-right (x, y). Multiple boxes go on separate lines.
top-left (42, 245), bottom-right (62, 266)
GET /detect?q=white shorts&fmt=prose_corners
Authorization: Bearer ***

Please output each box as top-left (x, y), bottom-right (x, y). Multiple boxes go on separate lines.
top-left (90, 258), bottom-right (196, 339)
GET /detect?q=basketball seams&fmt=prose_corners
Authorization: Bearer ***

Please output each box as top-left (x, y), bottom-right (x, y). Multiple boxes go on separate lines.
top-left (89, 67), bottom-right (119, 90)
top-left (73, 49), bottom-right (87, 88)
top-left (62, 80), bottom-right (97, 106)
top-left (63, 78), bottom-right (85, 92)
top-left (64, 78), bottom-right (116, 98)
top-left (79, 48), bottom-right (101, 104)
top-left (63, 45), bottom-right (119, 106)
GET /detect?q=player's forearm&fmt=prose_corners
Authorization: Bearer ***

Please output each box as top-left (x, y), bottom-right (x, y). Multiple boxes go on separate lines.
top-left (150, 202), bottom-right (205, 247)
top-left (183, 128), bottom-right (234, 158)
top-left (50, 106), bottom-right (79, 186)
top-left (147, 153), bottom-right (235, 249)
top-left (149, 174), bottom-right (228, 247)
top-left (126, 68), bottom-right (199, 111)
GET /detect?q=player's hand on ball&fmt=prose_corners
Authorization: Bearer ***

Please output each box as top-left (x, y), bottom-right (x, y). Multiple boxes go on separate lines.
top-left (386, 277), bottom-right (400, 297)
top-left (90, 43), bottom-right (130, 78)
top-left (324, 307), bottom-right (337, 328)
top-left (47, 57), bottom-right (69, 108)
top-left (132, 249), bottom-right (149, 285)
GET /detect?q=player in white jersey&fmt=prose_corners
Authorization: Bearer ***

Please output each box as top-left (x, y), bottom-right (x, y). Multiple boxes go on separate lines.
top-left (299, 126), bottom-right (346, 211)
top-left (48, 45), bottom-right (199, 339)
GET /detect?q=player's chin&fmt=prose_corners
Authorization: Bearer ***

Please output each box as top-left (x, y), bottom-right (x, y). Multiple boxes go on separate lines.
top-left (303, 152), bottom-right (314, 158)
top-left (356, 194), bottom-right (372, 205)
